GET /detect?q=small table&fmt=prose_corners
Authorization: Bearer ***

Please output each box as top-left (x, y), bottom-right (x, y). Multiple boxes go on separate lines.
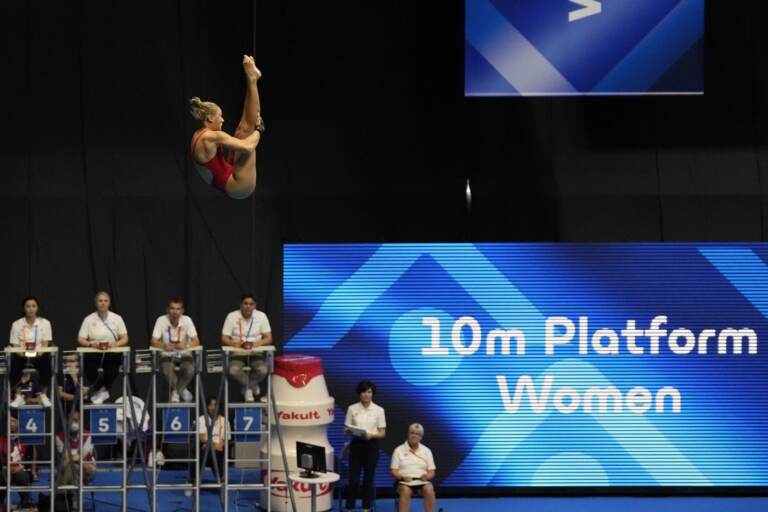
top-left (222, 345), bottom-right (276, 355)
top-left (149, 344), bottom-right (203, 356)
top-left (289, 471), bottom-right (340, 512)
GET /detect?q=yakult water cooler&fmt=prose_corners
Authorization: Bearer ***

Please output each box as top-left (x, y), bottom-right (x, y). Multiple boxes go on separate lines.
top-left (261, 355), bottom-right (335, 512)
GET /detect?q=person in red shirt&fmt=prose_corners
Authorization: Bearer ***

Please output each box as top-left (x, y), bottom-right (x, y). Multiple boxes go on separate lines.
top-left (0, 417), bottom-right (34, 509)
top-left (56, 410), bottom-right (96, 485)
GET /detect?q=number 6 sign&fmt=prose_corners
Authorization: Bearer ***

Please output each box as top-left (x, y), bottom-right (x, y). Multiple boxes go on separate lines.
top-left (164, 407), bottom-right (189, 444)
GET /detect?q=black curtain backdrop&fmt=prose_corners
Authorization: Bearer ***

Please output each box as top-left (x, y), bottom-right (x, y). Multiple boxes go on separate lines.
top-left (2, 0), bottom-right (768, 396)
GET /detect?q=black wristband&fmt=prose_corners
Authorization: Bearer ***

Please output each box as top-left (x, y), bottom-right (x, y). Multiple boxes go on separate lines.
top-left (255, 122), bottom-right (266, 135)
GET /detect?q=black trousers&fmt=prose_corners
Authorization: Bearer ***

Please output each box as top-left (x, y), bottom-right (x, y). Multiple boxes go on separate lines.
top-left (9, 353), bottom-right (52, 391)
top-left (346, 438), bottom-right (379, 510)
top-left (189, 447), bottom-right (225, 482)
top-left (85, 353), bottom-right (122, 392)
top-left (1, 469), bottom-right (33, 506)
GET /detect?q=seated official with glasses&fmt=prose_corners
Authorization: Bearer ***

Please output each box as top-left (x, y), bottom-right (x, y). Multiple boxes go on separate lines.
top-left (390, 423), bottom-right (437, 512)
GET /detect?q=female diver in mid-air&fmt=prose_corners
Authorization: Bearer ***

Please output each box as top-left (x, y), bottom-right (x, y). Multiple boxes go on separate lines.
top-left (189, 55), bottom-right (264, 199)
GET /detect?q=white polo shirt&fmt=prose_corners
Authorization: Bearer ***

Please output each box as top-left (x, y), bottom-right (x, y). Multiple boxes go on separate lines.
top-left (115, 396), bottom-right (151, 432)
top-left (152, 314), bottom-right (198, 344)
top-left (198, 415), bottom-right (229, 445)
top-left (221, 310), bottom-right (271, 343)
top-left (390, 442), bottom-right (436, 478)
top-left (9, 317), bottom-right (53, 349)
top-left (78, 311), bottom-right (128, 343)
top-left (345, 402), bottom-right (386, 434)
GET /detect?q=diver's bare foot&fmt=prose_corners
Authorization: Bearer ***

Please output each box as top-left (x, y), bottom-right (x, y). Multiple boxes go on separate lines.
top-left (243, 55), bottom-right (262, 81)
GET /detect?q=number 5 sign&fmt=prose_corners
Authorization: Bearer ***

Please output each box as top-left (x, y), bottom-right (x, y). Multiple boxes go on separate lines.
top-left (90, 408), bottom-right (117, 445)
top-left (164, 407), bottom-right (189, 444)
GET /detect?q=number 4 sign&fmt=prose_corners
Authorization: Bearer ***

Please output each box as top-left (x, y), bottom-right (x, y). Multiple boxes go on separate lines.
top-left (18, 409), bottom-right (45, 445)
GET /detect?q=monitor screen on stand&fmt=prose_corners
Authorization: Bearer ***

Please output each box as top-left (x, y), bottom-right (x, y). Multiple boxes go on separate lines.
top-left (297, 441), bottom-right (326, 478)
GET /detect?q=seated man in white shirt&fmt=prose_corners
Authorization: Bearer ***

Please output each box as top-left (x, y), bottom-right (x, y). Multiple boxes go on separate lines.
top-left (220, 294), bottom-right (272, 402)
top-left (150, 298), bottom-right (201, 403)
top-left (390, 423), bottom-right (437, 512)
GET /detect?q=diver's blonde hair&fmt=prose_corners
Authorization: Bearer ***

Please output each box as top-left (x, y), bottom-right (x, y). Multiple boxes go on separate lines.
top-left (189, 96), bottom-right (220, 121)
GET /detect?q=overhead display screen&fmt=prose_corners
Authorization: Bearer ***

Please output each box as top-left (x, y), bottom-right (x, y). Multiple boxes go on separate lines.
top-left (465, 0), bottom-right (704, 96)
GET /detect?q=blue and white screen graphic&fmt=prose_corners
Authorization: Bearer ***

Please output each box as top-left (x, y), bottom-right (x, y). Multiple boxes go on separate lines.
top-left (465, 0), bottom-right (704, 96)
top-left (284, 244), bottom-right (768, 487)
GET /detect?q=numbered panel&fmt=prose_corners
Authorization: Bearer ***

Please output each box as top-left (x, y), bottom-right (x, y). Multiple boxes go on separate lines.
top-left (90, 408), bottom-right (118, 445)
top-left (234, 407), bottom-right (261, 442)
top-left (164, 407), bottom-right (189, 444)
top-left (18, 409), bottom-right (46, 445)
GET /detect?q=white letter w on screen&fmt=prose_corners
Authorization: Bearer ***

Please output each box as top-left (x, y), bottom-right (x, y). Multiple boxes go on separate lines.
top-left (569, 0), bottom-right (602, 22)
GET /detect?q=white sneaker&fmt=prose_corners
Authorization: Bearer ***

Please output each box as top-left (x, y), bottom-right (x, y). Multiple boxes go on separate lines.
top-left (10, 394), bottom-right (25, 408)
top-left (244, 388), bottom-right (255, 402)
top-left (91, 388), bottom-right (109, 404)
top-left (40, 393), bottom-right (52, 408)
top-left (170, 390), bottom-right (180, 403)
top-left (181, 388), bottom-right (193, 402)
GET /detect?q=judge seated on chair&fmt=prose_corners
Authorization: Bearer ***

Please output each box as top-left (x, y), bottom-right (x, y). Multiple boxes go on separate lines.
top-left (390, 423), bottom-right (437, 512)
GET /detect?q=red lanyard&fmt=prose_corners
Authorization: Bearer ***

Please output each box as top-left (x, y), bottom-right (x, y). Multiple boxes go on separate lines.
top-left (20, 323), bottom-right (38, 344)
top-left (168, 324), bottom-right (182, 342)
top-left (238, 317), bottom-right (254, 342)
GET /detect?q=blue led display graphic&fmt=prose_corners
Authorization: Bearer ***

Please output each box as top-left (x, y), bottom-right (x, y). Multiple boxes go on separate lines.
top-left (465, 0), bottom-right (704, 96)
top-left (284, 244), bottom-right (768, 487)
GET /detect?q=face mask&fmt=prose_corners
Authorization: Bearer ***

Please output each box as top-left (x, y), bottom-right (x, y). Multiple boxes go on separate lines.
top-left (70, 422), bottom-right (79, 432)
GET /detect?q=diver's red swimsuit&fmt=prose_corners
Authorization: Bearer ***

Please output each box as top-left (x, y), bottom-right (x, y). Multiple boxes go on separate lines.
top-left (191, 128), bottom-right (233, 192)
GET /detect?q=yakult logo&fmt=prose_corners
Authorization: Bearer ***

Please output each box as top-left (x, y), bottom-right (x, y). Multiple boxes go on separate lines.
top-left (278, 410), bottom-right (319, 421)
top-left (277, 408), bottom-right (335, 422)
top-left (263, 471), bottom-right (333, 499)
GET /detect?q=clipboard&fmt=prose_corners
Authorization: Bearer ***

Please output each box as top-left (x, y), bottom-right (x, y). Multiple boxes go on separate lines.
top-left (345, 423), bottom-right (368, 438)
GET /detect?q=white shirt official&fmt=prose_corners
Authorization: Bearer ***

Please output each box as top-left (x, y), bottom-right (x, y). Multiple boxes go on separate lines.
top-left (390, 442), bottom-right (436, 479)
top-left (9, 317), bottom-right (53, 349)
top-left (345, 402), bottom-right (386, 434)
top-left (78, 312), bottom-right (128, 343)
top-left (152, 314), bottom-right (198, 344)
top-left (198, 415), bottom-right (229, 444)
top-left (221, 310), bottom-right (271, 343)
top-left (115, 396), bottom-right (151, 432)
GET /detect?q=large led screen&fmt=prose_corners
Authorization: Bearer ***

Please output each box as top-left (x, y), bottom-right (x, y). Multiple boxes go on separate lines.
top-left (465, 0), bottom-right (704, 96)
top-left (284, 244), bottom-right (768, 487)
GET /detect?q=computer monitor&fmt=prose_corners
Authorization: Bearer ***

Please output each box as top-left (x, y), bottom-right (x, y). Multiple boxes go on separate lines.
top-left (296, 441), bottom-right (326, 478)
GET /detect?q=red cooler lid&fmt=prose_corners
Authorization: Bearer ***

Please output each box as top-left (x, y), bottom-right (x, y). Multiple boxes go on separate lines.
top-left (274, 355), bottom-right (324, 388)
